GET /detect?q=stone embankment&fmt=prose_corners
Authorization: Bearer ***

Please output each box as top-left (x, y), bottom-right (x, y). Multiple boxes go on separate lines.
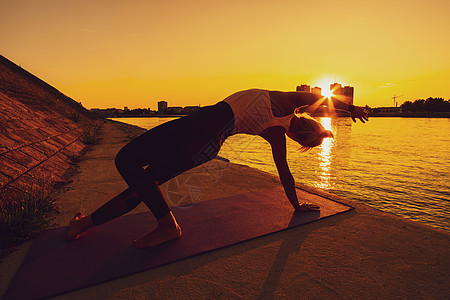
top-left (0, 54), bottom-right (97, 202)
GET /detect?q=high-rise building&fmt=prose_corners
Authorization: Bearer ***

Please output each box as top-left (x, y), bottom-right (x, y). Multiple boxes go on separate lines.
top-left (311, 86), bottom-right (322, 95)
top-left (158, 101), bottom-right (168, 113)
top-left (330, 83), bottom-right (342, 94)
top-left (341, 86), bottom-right (354, 105)
top-left (296, 84), bottom-right (310, 92)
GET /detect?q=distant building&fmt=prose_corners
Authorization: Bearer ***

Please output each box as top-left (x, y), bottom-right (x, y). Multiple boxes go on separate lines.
top-left (90, 108), bottom-right (120, 118)
top-left (296, 84), bottom-right (310, 92)
top-left (183, 106), bottom-right (201, 114)
top-left (158, 101), bottom-right (167, 113)
top-left (166, 106), bottom-right (183, 114)
top-left (311, 86), bottom-right (322, 95)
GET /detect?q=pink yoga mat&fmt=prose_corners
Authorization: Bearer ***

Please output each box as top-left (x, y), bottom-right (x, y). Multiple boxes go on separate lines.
top-left (4, 187), bottom-right (352, 300)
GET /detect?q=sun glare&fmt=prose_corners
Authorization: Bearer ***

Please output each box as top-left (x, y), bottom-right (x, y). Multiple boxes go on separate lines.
top-left (322, 88), bottom-right (334, 98)
top-left (315, 77), bottom-right (335, 98)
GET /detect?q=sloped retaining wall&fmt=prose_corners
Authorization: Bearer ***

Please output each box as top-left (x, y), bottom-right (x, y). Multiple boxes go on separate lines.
top-left (0, 92), bottom-right (87, 200)
top-left (0, 55), bottom-right (95, 202)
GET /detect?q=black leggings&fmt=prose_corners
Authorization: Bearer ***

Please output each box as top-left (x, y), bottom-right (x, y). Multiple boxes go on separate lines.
top-left (91, 101), bottom-right (235, 225)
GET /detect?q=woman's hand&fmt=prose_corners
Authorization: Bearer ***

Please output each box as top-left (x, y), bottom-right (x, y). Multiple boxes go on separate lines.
top-left (351, 106), bottom-right (369, 123)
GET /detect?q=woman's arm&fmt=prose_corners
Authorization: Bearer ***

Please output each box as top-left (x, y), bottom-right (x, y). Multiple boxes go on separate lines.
top-left (269, 91), bottom-right (369, 123)
top-left (328, 96), bottom-right (369, 123)
top-left (259, 127), bottom-right (302, 210)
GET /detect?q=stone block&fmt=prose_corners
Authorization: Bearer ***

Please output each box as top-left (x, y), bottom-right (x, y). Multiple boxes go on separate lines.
top-left (0, 156), bottom-right (27, 180)
top-left (2, 149), bottom-right (40, 169)
top-left (29, 141), bottom-right (54, 157)
top-left (19, 145), bottom-right (47, 162)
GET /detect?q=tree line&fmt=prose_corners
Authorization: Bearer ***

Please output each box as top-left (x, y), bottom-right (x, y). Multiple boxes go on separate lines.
top-left (401, 97), bottom-right (450, 112)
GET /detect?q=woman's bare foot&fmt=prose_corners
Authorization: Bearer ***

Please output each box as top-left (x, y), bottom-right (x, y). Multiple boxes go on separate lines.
top-left (66, 212), bottom-right (94, 241)
top-left (133, 212), bottom-right (182, 248)
top-left (295, 203), bottom-right (320, 212)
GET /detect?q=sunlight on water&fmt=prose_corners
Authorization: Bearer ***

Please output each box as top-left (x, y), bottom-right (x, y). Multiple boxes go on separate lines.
top-left (315, 117), bottom-right (335, 190)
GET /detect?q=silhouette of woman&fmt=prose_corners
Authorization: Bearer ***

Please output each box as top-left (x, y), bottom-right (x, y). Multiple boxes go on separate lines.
top-left (67, 89), bottom-right (369, 248)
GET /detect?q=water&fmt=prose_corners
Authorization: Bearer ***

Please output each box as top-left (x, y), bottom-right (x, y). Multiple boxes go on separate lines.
top-left (111, 117), bottom-right (450, 231)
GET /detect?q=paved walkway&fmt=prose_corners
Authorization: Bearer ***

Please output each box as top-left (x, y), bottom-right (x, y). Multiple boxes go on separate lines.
top-left (1, 120), bottom-right (449, 299)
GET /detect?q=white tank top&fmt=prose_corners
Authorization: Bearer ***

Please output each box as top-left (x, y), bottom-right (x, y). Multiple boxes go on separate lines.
top-left (223, 89), bottom-right (294, 135)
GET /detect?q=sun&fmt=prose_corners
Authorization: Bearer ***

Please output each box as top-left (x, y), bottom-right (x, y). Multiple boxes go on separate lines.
top-left (314, 77), bottom-right (335, 98)
top-left (322, 87), bottom-right (334, 98)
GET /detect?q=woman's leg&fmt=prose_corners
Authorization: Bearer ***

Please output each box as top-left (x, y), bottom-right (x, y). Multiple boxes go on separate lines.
top-left (114, 142), bottom-right (172, 220)
top-left (67, 188), bottom-right (141, 240)
top-left (67, 121), bottom-right (182, 244)
top-left (67, 150), bottom-right (181, 246)
top-left (91, 188), bottom-right (140, 225)
top-left (125, 102), bottom-right (234, 247)
top-left (113, 135), bottom-right (181, 248)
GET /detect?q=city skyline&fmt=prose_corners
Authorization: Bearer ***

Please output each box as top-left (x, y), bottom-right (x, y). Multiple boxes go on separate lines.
top-left (297, 82), bottom-right (354, 105)
top-left (1, 0), bottom-right (449, 109)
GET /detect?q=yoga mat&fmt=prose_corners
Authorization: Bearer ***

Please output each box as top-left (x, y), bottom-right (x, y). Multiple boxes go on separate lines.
top-left (4, 187), bottom-right (352, 300)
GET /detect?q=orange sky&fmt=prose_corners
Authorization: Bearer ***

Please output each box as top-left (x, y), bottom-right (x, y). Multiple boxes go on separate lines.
top-left (1, 0), bottom-right (449, 109)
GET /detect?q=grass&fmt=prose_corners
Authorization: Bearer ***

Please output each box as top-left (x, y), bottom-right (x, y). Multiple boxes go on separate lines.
top-left (0, 187), bottom-right (59, 257)
top-left (68, 153), bottom-right (84, 164)
top-left (81, 120), bottom-right (104, 145)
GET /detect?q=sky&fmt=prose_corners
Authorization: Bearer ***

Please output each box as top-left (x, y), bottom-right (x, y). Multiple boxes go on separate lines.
top-left (1, 0), bottom-right (449, 109)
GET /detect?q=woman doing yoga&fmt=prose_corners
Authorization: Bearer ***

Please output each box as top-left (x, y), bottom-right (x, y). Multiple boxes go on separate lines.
top-left (67, 89), bottom-right (369, 248)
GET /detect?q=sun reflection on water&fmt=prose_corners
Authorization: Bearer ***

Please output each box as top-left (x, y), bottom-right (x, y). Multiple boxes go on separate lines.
top-left (315, 117), bottom-right (335, 190)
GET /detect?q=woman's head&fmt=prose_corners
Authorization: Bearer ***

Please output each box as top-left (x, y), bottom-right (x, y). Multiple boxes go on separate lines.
top-left (286, 113), bottom-right (334, 152)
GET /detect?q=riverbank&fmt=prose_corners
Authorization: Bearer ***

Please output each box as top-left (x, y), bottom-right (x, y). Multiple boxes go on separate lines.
top-left (1, 120), bottom-right (448, 299)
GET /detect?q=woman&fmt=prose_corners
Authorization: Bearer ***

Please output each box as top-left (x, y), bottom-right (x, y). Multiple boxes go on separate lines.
top-left (67, 89), bottom-right (368, 248)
